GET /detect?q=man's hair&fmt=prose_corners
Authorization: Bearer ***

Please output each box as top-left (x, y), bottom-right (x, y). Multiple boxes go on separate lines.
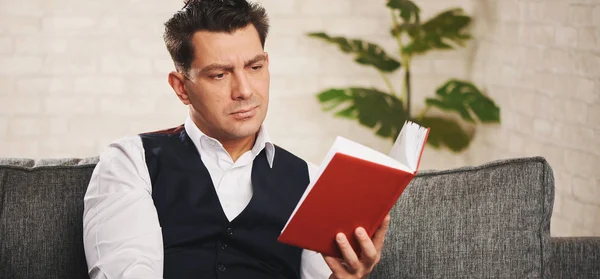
top-left (163, 0), bottom-right (269, 74)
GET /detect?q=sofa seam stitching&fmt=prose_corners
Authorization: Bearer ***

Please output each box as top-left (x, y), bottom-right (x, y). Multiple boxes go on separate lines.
top-left (0, 164), bottom-right (97, 172)
top-left (417, 156), bottom-right (545, 177)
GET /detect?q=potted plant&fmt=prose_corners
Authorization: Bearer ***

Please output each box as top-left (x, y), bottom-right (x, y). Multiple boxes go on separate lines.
top-left (308, 0), bottom-right (501, 152)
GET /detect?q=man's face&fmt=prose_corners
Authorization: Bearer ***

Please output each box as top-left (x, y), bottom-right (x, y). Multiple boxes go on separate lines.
top-left (179, 24), bottom-right (270, 141)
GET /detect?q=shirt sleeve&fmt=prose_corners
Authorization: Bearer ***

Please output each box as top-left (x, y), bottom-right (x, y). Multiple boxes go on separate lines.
top-left (82, 136), bottom-right (164, 279)
top-left (300, 161), bottom-right (333, 279)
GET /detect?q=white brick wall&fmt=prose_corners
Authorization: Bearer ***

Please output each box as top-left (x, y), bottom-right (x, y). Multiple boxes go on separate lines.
top-left (465, 0), bottom-right (600, 236)
top-left (0, 0), bottom-right (598, 236)
top-left (0, 0), bottom-right (394, 160)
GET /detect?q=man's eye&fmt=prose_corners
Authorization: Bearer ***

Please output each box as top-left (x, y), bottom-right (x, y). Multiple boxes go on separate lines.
top-left (212, 73), bottom-right (225, 80)
top-left (251, 65), bottom-right (263, 71)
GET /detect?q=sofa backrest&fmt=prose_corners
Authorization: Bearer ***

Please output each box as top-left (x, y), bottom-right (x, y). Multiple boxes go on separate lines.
top-left (0, 158), bottom-right (98, 279)
top-left (0, 156), bottom-right (555, 279)
top-left (371, 156), bottom-right (554, 279)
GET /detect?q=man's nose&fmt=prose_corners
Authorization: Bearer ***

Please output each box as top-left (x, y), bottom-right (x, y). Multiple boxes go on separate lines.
top-left (231, 72), bottom-right (252, 100)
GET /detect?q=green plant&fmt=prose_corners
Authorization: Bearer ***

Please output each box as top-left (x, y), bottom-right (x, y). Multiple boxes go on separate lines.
top-left (309, 0), bottom-right (501, 152)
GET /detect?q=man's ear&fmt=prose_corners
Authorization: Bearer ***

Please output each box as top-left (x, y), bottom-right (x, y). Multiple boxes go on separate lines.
top-left (264, 52), bottom-right (269, 65)
top-left (168, 71), bottom-right (191, 105)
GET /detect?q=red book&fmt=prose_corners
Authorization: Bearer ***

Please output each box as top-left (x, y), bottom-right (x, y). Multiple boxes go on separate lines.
top-left (278, 121), bottom-right (430, 258)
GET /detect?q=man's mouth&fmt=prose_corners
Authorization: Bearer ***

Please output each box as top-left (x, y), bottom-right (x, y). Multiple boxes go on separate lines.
top-left (231, 106), bottom-right (258, 119)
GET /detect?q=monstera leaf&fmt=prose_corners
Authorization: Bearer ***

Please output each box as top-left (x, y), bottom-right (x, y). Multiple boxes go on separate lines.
top-left (396, 8), bottom-right (472, 55)
top-left (308, 33), bottom-right (401, 73)
top-left (317, 87), bottom-right (406, 138)
top-left (415, 116), bottom-right (473, 152)
top-left (387, 0), bottom-right (421, 23)
top-left (425, 79), bottom-right (500, 123)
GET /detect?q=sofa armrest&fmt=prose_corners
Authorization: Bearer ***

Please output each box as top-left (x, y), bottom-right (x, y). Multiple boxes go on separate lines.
top-left (551, 237), bottom-right (600, 278)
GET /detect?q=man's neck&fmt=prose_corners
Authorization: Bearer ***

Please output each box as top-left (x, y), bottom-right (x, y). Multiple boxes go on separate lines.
top-left (220, 134), bottom-right (257, 162)
top-left (188, 114), bottom-right (258, 162)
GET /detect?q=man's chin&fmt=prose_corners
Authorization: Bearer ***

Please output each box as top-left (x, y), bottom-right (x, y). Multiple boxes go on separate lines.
top-left (225, 121), bottom-right (262, 139)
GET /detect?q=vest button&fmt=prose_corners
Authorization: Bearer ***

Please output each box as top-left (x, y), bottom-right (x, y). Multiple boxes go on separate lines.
top-left (221, 243), bottom-right (228, 250)
top-left (218, 263), bottom-right (226, 272)
top-left (226, 227), bottom-right (234, 235)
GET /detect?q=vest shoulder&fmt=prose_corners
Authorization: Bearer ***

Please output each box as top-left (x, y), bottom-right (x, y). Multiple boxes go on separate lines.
top-left (139, 125), bottom-right (189, 154)
top-left (273, 145), bottom-right (308, 168)
top-left (273, 145), bottom-right (303, 160)
top-left (139, 125), bottom-right (185, 138)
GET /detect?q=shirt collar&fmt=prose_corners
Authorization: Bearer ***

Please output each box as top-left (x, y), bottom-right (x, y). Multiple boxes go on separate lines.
top-left (184, 116), bottom-right (275, 168)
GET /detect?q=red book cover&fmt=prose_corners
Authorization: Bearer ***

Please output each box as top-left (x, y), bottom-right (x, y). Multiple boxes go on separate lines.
top-left (278, 121), bottom-right (429, 258)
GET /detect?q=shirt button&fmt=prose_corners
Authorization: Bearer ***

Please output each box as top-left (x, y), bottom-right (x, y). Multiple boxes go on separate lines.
top-left (218, 263), bottom-right (226, 272)
top-left (226, 227), bottom-right (234, 236)
top-left (221, 243), bottom-right (228, 250)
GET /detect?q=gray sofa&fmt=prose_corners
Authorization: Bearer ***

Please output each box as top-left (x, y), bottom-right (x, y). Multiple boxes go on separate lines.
top-left (0, 156), bottom-right (598, 278)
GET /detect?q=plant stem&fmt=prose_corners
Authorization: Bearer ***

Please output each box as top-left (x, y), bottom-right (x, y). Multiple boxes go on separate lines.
top-left (379, 71), bottom-right (396, 96)
top-left (400, 55), bottom-right (412, 119)
top-left (390, 10), bottom-right (404, 57)
top-left (418, 105), bottom-right (430, 120)
top-left (390, 8), bottom-right (412, 119)
top-left (405, 63), bottom-right (411, 119)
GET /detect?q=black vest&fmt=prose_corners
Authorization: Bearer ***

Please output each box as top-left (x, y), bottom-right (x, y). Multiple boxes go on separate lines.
top-left (139, 126), bottom-right (310, 279)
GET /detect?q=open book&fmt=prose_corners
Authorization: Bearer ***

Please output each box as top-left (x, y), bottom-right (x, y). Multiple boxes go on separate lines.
top-left (278, 121), bottom-right (430, 258)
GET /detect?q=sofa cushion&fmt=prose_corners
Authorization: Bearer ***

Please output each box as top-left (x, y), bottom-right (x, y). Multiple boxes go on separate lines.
top-left (551, 237), bottom-right (600, 278)
top-left (371, 157), bottom-right (554, 279)
top-left (0, 157), bottom-right (98, 279)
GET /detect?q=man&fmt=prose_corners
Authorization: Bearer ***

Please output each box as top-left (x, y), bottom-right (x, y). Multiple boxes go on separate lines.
top-left (82, 0), bottom-right (390, 278)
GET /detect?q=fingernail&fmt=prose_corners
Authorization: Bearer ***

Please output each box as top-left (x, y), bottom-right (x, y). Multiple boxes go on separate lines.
top-left (357, 228), bottom-right (366, 237)
top-left (336, 233), bottom-right (344, 242)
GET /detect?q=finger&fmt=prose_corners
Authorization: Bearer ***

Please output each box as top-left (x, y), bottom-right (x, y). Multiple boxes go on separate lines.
top-left (323, 255), bottom-right (349, 277)
top-left (373, 214), bottom-right (391, 252)
top-left (355, 227), bottom-right (378, 267)
top-left (335, 232), bottom-right (361, 273)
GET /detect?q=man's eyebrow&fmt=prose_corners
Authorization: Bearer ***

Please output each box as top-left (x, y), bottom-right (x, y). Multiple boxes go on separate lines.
top-left (198, 54), bottom-right (266, 74)
top-left (200, 63), bottom-right (234, 74)
top-left (245, 54), bottom-right (266, 67)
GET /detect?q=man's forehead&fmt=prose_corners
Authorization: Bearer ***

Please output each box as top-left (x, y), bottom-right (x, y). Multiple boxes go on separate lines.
top-left (190, 25), bottom-right (263, 66)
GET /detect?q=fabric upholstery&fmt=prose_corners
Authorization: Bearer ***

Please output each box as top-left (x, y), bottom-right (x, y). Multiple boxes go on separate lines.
top-left (1, 156), bottom-right (599, 279)
top-left (0, 157), bottom-right (98, 279)
top-left (550, 237), bottom-right (600, 278)
top-left (371, 157), bottom-right (554, 279)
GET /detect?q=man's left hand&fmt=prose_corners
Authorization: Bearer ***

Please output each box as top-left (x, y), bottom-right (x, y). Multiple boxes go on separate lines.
top-left (323, 214), bottom-right (391, 279)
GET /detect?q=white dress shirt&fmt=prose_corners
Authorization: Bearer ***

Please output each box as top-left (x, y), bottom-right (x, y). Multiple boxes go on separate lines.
top-left (83, 116), bottom-right (332, 279)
